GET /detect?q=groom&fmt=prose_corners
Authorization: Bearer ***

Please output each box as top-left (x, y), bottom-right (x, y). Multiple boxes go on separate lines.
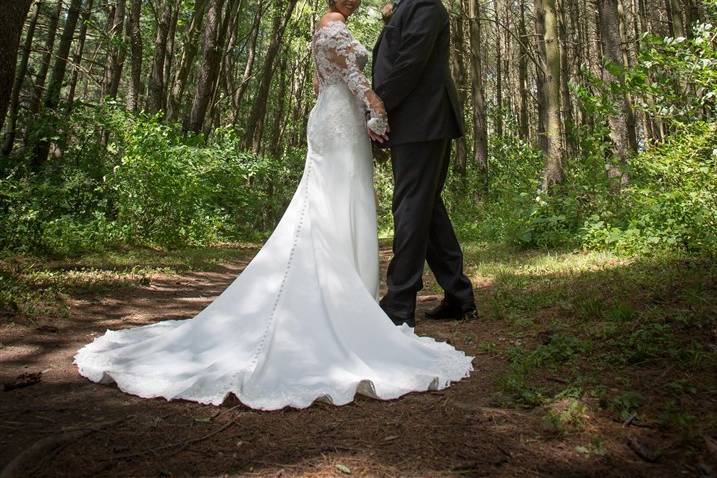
top-left (371, 0), bottom-right (476, 328)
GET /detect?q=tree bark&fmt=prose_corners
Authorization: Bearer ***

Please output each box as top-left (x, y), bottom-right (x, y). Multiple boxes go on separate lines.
top-left (231, 4), bottom-right (262, 126)
top-left (449, 0), bottom-right (468, 173)
top-left (32, 0), bottom-right (83, 170)
top-left (26, 0), bottom-right (64, 141)
top-left (557, 0), bottom-right (576, 156)
top-left (167, 0), bottom-right (208, 121)
top-left (534, 0), bottom-right (548, 154)
top-left (146, 0), bottom-right (174, 114)
top-left (126, 0), bottom-right (142, 113)
top-left (106, 0), bottom-right (127, 100)
top-left (44, 0), bottom-right (84, 109)
top-left (668, 0), bottom-right (684, 37)
top-left (185, 0), bottom-right (228, 133)
top-left (598, 0), bottom-right (638, 187)
top-left (244, 0), bottom-right (300, 153)
top-left (685, 0), bottom-right (701, 34)
top-left (0, 0), bottom-right (33, 135)
top-left (518, 0), bottom-right (529, 139)
top-left (468, 0), bottom-right (488, 193)
top-left (494, 0), bottom-right (503, 138)
top-left (162, 1), bottom-right (180, 102)
top-left (66, 0), bottom-right (94, 114)
top-left (205, 0), bottom-right (243, 135)
top-left (126, 0), bottom-right (143, 112)
top-left (2, 0), bottom-right (37, 155)
top-left (540, 0), bottom-right (564, 191)
top-left (269, 53), bottom-right (289, 157)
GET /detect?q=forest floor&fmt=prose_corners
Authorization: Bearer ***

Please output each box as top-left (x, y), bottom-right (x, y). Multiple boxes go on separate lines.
top-left (0, 241), bottom-right (716, 477)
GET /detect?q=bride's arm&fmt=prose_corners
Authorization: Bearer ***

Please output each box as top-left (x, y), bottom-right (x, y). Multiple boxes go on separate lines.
top-left (320, 20), bottom-right (388, 135)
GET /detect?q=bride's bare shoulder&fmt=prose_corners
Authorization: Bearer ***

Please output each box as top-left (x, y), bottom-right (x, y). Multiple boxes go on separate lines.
top-left (318, 12), bottom-right (346, 28)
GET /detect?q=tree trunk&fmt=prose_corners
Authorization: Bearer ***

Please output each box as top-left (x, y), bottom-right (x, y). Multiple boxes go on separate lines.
top-left (167, 0), bottom-right (208, 121)
top-left (494, 0), bottom-right (503, 138)
top-left (32, 0), bottom-right (83, 170)
top-left (204, 0), bottom-right (243, 136)
top-left (468, 0), bottom-right (488, 193)
top-left (518, 0), bottom-right (529, 139)
top-left (534, 0), bottom-right (548, 154)
top-left (685, 0), bottom-right (701, 34)
top-left (162, 1), bottom-right (180, 102)
top-left (449, 0), bottom-right (468, 174)
top-left (668, 0), bottom-right (684, 37)
top-left (106, 0), bottom-right (127, 100)
top-left (572, 0), bottom-right (588, 130)
top-left (269, 53), bottom-right (289, 157)
top-left (2, 0), bottom-right (37, 155)
top-left (26, 0), bottom-right (64, 142)
top-left (598, 0), bottom-right (637, 188)
top-left (146, 0), bottom-right (174, 114)
top-left (617, 0), bottom-right (638, 146)
top-left (557, 0), bottom-right (576, 156)
top-left (44, 0), bottom-right (83, 108)
top-left (126, 0), bottom-right (143, 112)
top-left (540, 0), bottom-right (564, 191)
top-left (0, 0), bottom-right (33, 134)
top-left (185, 0), bottom-right (227, 133)
top-left (66, 0), bottom-right (94, 114)
top-left (231, 4), bottom-right (262, 127)
top-left (244, 0), bottom-right (300, 153)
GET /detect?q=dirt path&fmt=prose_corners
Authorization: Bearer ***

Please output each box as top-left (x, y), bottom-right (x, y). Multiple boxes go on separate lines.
top-left (0, 247), bottom-right (695, 477)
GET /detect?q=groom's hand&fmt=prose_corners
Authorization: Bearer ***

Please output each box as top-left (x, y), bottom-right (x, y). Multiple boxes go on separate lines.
top-left (368, 129), bottom-right (389, 144)
top-left (368, 121), bottom-right (390, 144)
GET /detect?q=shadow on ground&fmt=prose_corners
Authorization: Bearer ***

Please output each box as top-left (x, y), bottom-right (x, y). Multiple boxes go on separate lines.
top-left (1, 244), bottom-right (714, 477)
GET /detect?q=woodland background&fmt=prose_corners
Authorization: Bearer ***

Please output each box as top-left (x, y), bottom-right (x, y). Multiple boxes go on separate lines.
top-left (0, 0), bottom-right (716, 474)
top-left (0, 0), bottom-right (714, 255)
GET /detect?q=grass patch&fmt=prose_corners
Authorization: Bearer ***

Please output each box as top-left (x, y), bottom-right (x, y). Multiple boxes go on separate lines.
top-left (458, 242), bottom-right (717, 438)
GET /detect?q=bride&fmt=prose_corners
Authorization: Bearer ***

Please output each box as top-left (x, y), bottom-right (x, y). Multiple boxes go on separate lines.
top-left (74, 0), bottom-right (474, 411)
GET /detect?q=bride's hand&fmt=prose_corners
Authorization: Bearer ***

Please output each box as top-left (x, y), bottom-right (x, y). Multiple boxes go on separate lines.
top-left (366, 113), bottom-right (390, 143)
top-left (368, 130), bottom-right (387, 143)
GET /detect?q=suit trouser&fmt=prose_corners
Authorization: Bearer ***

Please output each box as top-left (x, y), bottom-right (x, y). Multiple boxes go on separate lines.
top-left (380, 137), bottom-right (474, 320)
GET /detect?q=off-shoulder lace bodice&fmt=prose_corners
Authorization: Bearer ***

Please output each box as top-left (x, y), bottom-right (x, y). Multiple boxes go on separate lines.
top-left (312, 20), bottom-right (388, 135)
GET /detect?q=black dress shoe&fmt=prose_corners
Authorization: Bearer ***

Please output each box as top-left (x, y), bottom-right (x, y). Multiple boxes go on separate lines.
top-left (379, 300), bottom-right (416, 328)
top-left (425, 298), bottom-right (478, 321)
top-left (389, 314), bottom-right (416, 328)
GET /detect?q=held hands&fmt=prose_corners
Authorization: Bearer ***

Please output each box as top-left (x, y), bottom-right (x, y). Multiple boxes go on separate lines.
top-left (365, 92), bottom-right (389, 143)
top-left (367, 119), bottom-right (390, 143)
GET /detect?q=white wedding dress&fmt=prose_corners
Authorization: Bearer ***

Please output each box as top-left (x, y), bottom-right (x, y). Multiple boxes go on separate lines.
top-left (74, 20), bottom-right (474, 410)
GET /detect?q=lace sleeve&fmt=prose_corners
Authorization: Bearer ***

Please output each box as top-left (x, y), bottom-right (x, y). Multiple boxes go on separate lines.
top-left (316, 21), bottom-right (388, 135)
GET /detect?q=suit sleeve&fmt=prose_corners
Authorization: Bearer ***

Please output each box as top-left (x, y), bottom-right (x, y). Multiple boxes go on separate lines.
top-left (375, 1), bottom-right (443, 112)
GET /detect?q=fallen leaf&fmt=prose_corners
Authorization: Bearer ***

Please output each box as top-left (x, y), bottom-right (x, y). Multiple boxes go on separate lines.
top-left (336, 464), bottom-right (351, 474)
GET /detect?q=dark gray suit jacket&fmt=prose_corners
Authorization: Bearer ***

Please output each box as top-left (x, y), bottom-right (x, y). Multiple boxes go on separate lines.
top-left (372, 0), bottom-right (465, 147)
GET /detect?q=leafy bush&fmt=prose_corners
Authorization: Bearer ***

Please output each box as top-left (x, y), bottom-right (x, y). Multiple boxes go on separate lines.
top-left (581, 122), bottom-right (717, 256)
top-left (0, 105), bottom-right (307, 254)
